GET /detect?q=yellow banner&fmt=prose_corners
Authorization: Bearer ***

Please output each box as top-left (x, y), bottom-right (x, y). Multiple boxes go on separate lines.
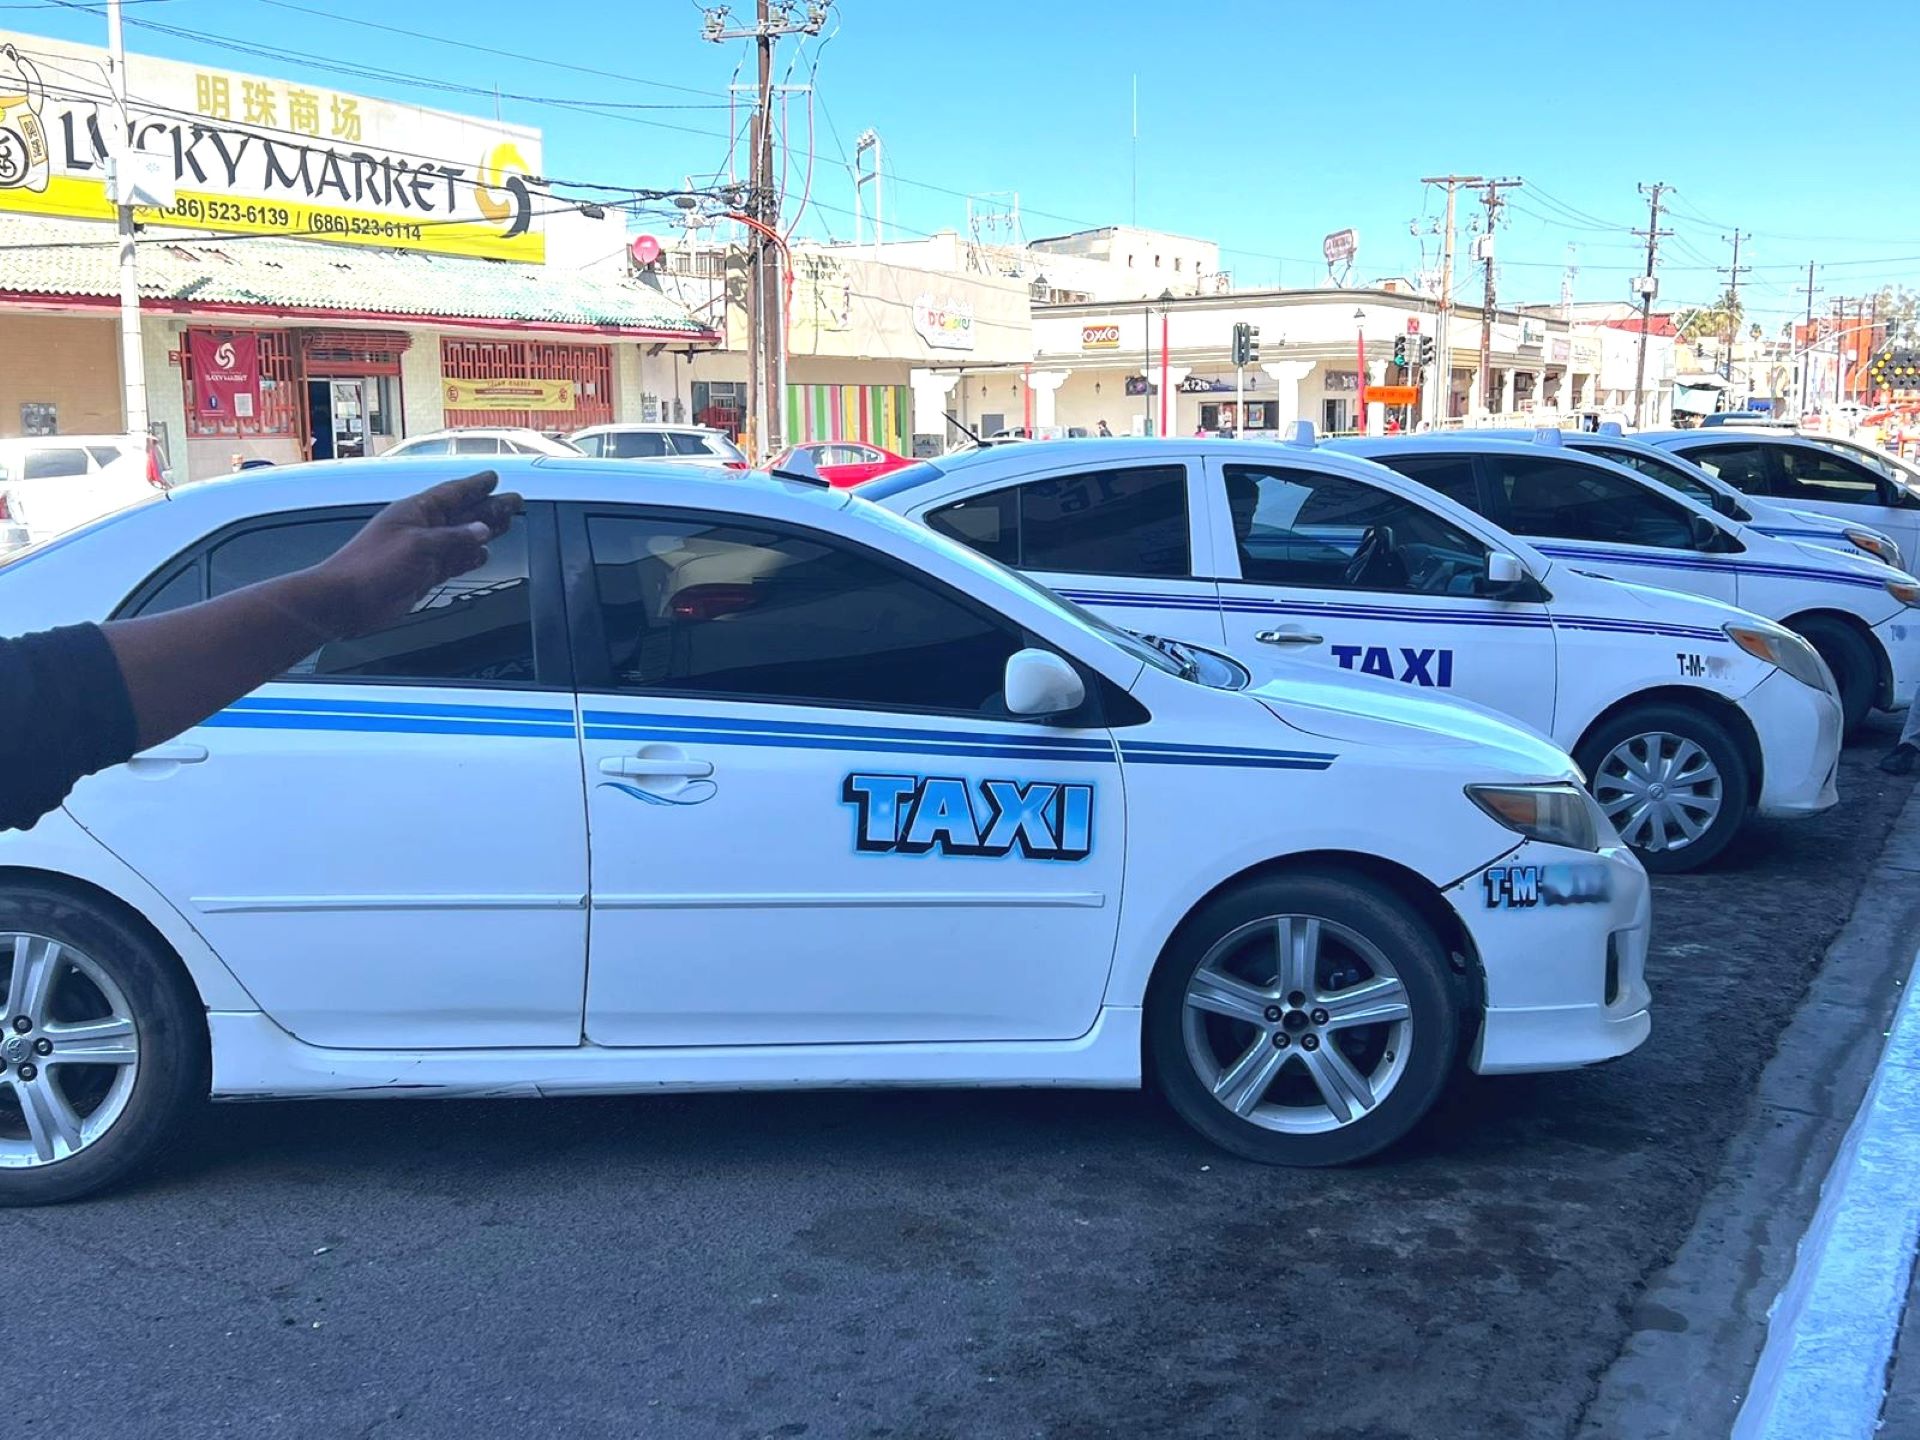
top-left (443, 378), bottom-right (576, 411)
top-left (0, 30), bottom-right (546, 263)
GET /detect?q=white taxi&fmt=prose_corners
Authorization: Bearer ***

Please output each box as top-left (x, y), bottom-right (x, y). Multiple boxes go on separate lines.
top-left (0, 458), bottom-right (1650, 1203)
top-left (866, 436), bottom-right (1842, 872)
top-left (1465, 426), bottom-right (1902, 568)
top-left (1646, 428), bottom-right (1920, 587)
top-left (1335, 430), bottom-right (1920, 736)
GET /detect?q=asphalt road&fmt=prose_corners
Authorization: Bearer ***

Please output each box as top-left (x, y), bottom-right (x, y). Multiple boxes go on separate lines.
top-left (9, 725), bottom-right (1916, 1440)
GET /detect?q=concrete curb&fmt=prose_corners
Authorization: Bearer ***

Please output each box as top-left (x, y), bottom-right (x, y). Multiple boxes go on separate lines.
top-left (1578, 787), bottom-right (1920, 1439)
top-left (1731, 942), bottom-right (1920, 1438)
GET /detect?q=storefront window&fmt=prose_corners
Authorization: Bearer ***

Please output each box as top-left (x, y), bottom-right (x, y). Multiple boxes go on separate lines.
top-left (367, 376), bottom-right (396, 436)
top-left (441, 338), bottom-right (614, 430)
top-left (692, 380), bottom-right (746, 439)
top-left (182, 329), bottom-right (298, 438)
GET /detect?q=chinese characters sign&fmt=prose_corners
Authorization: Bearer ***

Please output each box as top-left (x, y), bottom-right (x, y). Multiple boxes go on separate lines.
top-left (0, 31), bottom-right (545, 261)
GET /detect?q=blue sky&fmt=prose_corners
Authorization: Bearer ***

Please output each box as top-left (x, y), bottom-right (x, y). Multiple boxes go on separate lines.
top-left (14, 0), bottom-right (1920, 326)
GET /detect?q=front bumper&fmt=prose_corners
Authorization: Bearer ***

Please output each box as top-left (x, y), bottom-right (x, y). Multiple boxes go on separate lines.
top-left (1451, 840), bottom-right (1652, 1075)
top-left (1743, 669), bottom-right (1842, 818)
top-left (1874, 611), bottom-right (1920, 712)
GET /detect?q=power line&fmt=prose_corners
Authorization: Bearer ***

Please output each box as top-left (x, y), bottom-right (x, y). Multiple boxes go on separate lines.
top-left (249, 0), bottom-right (729, 100)
top-left (39, 0), bottom-right (740, 138)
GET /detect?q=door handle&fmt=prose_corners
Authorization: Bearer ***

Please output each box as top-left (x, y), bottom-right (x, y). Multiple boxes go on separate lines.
top-left (127, 742), bottom-right (209, 766)
top-left (1255, 628), bottom-right (1325, 647)
top-left (598, 755), bottom-right (714, 779)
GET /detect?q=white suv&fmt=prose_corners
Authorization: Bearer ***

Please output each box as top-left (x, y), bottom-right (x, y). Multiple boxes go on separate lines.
top-left (0, 434), bottom-right (169, 552)
top-left (569, 424), bottom-right (748, 467)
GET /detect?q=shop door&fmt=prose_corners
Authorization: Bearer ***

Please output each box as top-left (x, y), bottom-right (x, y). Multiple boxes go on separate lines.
top-left (329, 381), bottom-right (366, 459)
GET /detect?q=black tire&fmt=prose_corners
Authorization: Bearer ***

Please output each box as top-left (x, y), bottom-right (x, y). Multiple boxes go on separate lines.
top-left (1146, 869), bottom-right (1458, 1167)
top-left (1791, 615), bottom-right (1876, 737)
top-left (0, 884), bottom-right (205, 1206)
top-left (1575, 701), bottom-right (1751, 874)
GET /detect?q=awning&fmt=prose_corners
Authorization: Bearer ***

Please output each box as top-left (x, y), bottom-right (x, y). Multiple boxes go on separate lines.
top-left (0, 214), bottom-right (718, 339)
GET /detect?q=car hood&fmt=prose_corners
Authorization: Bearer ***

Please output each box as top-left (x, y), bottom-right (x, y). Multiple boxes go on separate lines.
top-left (1250, 666), bottom-right (1576, 780)
top-left (1538, 560), bottom-right (1761, 626)
top-left (1779, 535), bottom-right (1916, 584)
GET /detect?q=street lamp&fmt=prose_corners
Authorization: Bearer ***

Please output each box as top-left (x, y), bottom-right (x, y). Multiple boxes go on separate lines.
top-left (1158, 288), bottom-right (1175, 438)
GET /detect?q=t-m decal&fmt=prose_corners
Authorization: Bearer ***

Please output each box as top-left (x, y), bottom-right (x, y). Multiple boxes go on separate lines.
top-left (1677, 652), bottom-right (1706, 678)
top-left (841, 773), bottom-right (1094, 861)
top-left (1483, 863), bottom-right (1611, 909)
top-left (1332, 644), bottom-right (1455, 688)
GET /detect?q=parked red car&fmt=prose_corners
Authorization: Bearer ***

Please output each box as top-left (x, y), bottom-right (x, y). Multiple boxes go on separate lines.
top-left (770, 441), bottom-right (915, 488)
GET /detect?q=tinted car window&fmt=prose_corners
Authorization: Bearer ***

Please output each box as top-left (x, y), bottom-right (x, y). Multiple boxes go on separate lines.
top-left (587, 513), bottom-right (1023, 715)
top-left (22, 448), bottom-right (88, 480)
top-left (1583, 443), bottom-right (1739, 515)
top-left (85, 445), bottom-right (122, 468)
top-left (1223, 464), bottom-right (1490, 594)
top-left (1370, 453), bottom-right (1480, 508)
top-left (604, 431), bottom-right (670, 459)
top-left (1486, 455), bottom-right (1700, 549)
top-left (133, 513), bottom-right (537, 684)
top-left (396, 437), bottom-right (452, 457)
top-left (453, 436), bottom-right (505, 455)
top-left (573, 433), bottom-right (604, 457)
top-left (1681, 443), bottom-right (1771, 495)
top-left (665, 432), bottom-right (726, 458)
top-left (925, 465), bottom-right (1189, 578)
top-left (1773, 446), bottom-right (1889, 504)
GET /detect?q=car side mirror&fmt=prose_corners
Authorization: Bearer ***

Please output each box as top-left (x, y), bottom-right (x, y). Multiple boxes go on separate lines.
top-left (1005, 648), bottom-right (1086, 718)
top-left (1688, 513), bottom-right (1721, 550)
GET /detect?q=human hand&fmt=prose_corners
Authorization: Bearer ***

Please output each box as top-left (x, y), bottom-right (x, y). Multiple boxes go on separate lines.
top-left (304, 471), bottom-right (523, 637)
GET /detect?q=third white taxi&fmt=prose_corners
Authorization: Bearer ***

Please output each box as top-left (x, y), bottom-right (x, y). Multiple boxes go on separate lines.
top-left (0, 456), bottom-right (1647, 1202)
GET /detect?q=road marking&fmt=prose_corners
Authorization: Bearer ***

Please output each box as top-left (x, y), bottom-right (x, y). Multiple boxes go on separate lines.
top-left (1732, 947), bottom-right (1920, 1439)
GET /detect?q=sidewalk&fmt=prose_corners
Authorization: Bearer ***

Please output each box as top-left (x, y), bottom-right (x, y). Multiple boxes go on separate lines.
top-left (1580, 783), bottom-right (1920, 1438)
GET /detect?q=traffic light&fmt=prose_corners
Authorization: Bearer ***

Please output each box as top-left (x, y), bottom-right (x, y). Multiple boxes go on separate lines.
top-left (1420, 336), bottom-right (1436, 367)
top-left (1245, 325), bottom-right (1261, 365)
top-left (1393, 336), bottom-right (1408, 366)
top-left (1230, 322), bottom-right (1249, 367)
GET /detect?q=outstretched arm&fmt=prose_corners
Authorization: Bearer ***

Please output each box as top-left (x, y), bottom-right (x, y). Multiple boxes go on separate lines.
top-left (0, 471), bottom-right (520, 833)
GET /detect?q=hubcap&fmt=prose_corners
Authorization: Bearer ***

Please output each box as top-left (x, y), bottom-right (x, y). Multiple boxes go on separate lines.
top-left (1180, 914), bottom-right (1414, 1135)
top-left (1593, 730), bottom-right (1723, 853)
top-left (0, 934), bottom-right (140, 1168)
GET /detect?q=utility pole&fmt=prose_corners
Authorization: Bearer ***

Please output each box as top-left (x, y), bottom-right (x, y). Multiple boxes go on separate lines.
top-left (702, 1), bottom-right (822, 459)
top-left (1419, 173), bottom-right (1483, 422)
top-left (1471, 177), bottom-right (1521, 416)
top-left (105, 0), bottom-right (147, 443)
top-left (1631, 182), bottom-right (1672, 427)
top-left (1718, 229), bottom-right (1748, 391)
top-left (1801, 261), bottom-right (1818, 419)
top-left (1833, 295), bottom-right (1847, 407)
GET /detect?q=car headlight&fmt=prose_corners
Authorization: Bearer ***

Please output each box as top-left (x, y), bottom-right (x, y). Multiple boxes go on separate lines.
top-left (1887, 579), bottom-right (1920, 608)
top-left (1466, 782), bottom-right (1603, 852)
top-left (1725, 621), bottom-right (1835, 693)
top-left (1847, 529), bottom-right (1902, 567)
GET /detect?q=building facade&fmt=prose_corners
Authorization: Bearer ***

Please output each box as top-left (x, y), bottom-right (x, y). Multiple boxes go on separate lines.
top-left (0, 29), bottom-right (717, 477)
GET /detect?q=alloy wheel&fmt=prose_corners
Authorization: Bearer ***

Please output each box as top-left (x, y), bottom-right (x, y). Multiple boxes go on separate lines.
top-left (1180, 914), bottom-right (1413, 1134)
top-left (0, 934), bottom-right (141, 1168)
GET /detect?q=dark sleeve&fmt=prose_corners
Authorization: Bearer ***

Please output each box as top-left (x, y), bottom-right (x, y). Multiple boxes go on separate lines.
top-left (0, 624), bottom-right (139, 834)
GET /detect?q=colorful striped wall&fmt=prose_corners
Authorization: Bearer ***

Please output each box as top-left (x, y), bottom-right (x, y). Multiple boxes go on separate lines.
top-left (784, 383), bottom-right (909, 453)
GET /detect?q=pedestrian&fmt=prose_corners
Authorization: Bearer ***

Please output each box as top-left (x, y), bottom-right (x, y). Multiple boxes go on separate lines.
top-left (1882, 703), bottom-right (1920, 774)
top-left (1096, 419), bottom-right (1112, 437)
top-left (0, 471), bottom-right (520, 834)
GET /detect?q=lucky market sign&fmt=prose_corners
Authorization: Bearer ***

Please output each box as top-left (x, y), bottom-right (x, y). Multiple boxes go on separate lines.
top-left (912, 293), bottom-right (974, 351)
top-left (0, 31), bottom-right (547, 262)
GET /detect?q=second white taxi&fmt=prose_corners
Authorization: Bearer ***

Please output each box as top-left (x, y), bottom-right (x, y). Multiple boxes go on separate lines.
top-left (866, 435), bottom-right (1843, 872)
top-left (0, 457), bottom-right (1647, 1203)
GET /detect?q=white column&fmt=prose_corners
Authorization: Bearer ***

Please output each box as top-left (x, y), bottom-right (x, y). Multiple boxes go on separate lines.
top-left (1026, 368), bottom-right (1069, 430)
top-left (1262, 360), bottom-right (1315, 431)
top-left (1500, 369), bottom-right (1516, 415)
top-left (908, 368), bottom-right (960, 449)
top-left (1467, 366), bottom-right (1484, 418)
